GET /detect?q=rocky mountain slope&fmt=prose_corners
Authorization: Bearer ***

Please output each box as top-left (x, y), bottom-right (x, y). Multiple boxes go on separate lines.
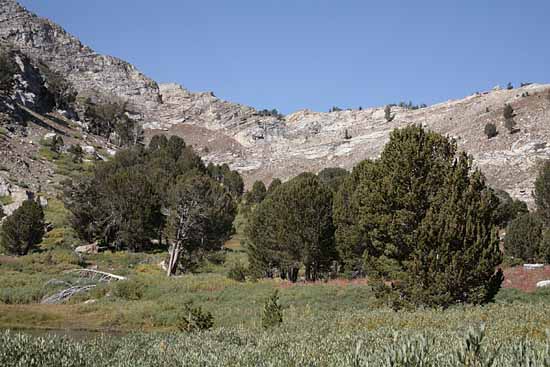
top-left (1, 0), bottom-right (550, 205)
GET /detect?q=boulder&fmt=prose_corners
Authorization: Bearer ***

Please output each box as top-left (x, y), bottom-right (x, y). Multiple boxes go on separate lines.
top-left (523, 263), bottom-right (544, 270)
top-left (42, 132), bottom-right (57, 145)
top-left (75, 243), bottom-right (99, 254)
top-left (81, 145), bottom-right (96, 156)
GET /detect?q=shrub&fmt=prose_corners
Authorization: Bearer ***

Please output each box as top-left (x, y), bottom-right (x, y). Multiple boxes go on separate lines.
top-left (67, 144), bottom-right (84, 163)
top-left (262, 290), bottom-right (283, 329)
top-left (206, 251), bottom-right (226, 265)
top-left (503, 104), bottom-right (514, 119)
top-left (504, 213), bottom-right (543, 263)
top-left (1, 200), bottom-right (45, 256)
top-left (384, 105), bottom-right (394, 122)
top-left (227, 262), bottom-right (247, 282)
top-left (176, 302), bottom-right (214, 332)
top-left (484, 123), bottom-right (497, 139)
top-left (504, 118), bottom-right (516, 133)
top-left (493, 189), bottom-right (528, 228)
top-left (112, 279), bottom-right (145, 300)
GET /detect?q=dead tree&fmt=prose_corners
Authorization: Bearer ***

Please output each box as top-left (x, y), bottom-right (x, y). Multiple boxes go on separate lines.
top-left (41, 269), bottom-right (126, 304)
top-left (166, 176), bottom-right (235, 277)
top-left (166, 199), bottom-right (206, 276)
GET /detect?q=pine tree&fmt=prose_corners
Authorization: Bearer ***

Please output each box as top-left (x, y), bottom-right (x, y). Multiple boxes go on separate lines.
top-left (384, 105), bottom-right (395, 122)
top-left (484, 123), bottom-right (497, 139)
top-left (318, 167), bottom-right (349, 193)
top-left (247, 173), bottom-right (337, 281)
top-left (534, 160), bottom-right (550, 226)
top-left (406, 154), bottom-right (503, 307)
top-left (267, 178), bottom-right (282, 195)
top-left (504, 212), bottom-right (543, 263)
top-left (246, 181), bottom-right (267, 204)
top-left (1, 200), bottom-right (45, 256)
top-left (334, 126), bottom-right (503, 307)
top-left (261, 290), bottom-right (283, 329)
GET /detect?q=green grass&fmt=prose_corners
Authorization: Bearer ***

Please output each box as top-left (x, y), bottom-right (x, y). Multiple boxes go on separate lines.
top-left (3, 304), bottom-right (550, 366)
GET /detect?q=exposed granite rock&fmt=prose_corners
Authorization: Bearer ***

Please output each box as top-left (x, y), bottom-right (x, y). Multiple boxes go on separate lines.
top-left (2, 0), bottom-right (550, 207)
top-left (0, 0), bottom-right (161, 118)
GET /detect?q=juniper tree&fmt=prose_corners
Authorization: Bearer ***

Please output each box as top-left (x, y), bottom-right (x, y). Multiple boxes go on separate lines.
top-left (247, 173), bottom-right (337, 281)
top-left (261, 290), bottom-right (283, 329)
top-left (484, 123), bottom-right (497, 139)
top-left (267, 178), bottom-right (282, 195)
top-left (504, 212), bottom-right (543, 263)
top-left (246, 181), bottom-right (267, 204)
top-left (318, 167), bottom-right (349, 192)
top-left (384, 105), bottom-right (395, 122)
top-left (405, 154), bottom-right (503, 307)
top-left (334, 126), bottom-right (503, 307)
top-left (534, 160), bottom-right (550, 226)
top-left (1, 200), bottom-right (45, 256)
top-left (493, 189), bottom-right (528, 228)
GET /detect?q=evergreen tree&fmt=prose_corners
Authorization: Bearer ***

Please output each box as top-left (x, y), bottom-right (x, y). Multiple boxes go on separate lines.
top-left (503, 103), bottom-right (514, 119)
top-left (318, 167), bottom-right (349, 192)
top-left (246, 173), bottom-right (336, 281)
top-left (101, 166), bottom-right (162, 251)
top-left (493, 189), bottom-right (528, 228)
top-left (504, 213), bottom-right (543, 263)
top-left (334, 126), bottom-right (503, 307)
top-left (484, 123), bottom-right (497, 139)
top-left (405, 154), bottom-right (503, 307)
top-left (384, 105), bottom-right (395, 122)
top-left (246, 181), bottom-right (267, 204)
top-left (267, 178), bottom-right (282, 195)
top-left (1, 200), bottom-right (45, 256)
top-left (534, 160), bottom-right (550, 226)
top-left (261, 290), bottom-right (283, 329)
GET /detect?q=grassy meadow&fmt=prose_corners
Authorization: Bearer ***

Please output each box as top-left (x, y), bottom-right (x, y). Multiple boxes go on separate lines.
top-left (1, 190), bottom-right (550, 365)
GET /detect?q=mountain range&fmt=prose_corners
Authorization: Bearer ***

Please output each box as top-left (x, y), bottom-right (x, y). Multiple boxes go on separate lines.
top-left (1, 0), bottom-right (550, 207)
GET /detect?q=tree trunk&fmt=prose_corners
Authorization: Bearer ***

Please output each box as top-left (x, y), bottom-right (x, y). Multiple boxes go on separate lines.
top-left (289, 267), bottom-right (298, 283)
top-left (167, 243), bottom-right (182, 277)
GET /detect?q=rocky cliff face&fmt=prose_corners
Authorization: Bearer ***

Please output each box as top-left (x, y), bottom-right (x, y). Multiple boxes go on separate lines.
top-left (1, 0), bottom-right (550, 205)
top-left (0, 0), bottom-right (161, 118)
top-left (151, 81), bottom-right (550, 205)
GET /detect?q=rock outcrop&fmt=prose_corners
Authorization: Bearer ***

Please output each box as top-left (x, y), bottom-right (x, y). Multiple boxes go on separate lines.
top-left (1, 0), bottom-right (550, 205)
top-left (0, 0), bottom-right (161, 117)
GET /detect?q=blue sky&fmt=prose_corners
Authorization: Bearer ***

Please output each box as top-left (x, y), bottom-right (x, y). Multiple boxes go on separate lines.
top-left (19, 0), bottom-right (550, 114)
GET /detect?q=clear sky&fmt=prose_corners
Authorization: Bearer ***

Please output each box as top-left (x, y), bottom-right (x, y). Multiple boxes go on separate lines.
top-left (18, 0), bottom-right (550, 114)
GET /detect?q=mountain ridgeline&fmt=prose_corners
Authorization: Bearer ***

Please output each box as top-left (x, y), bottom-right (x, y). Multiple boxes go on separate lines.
top-left (0, 0), bottom-right (550, 205)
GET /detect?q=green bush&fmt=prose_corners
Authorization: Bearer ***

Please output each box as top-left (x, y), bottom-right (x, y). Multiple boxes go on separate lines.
top-left (484, 123), bottom-right (497, 139)
top-left (1, 200), bottom-right (45, 256)
top-left (112, 279), bottom-right (145, 301)
top-left (176, 301), bottom-right (214, 332)
top-left (227, 262), bottom-right (247, 282)
top-left (504, 213), bottom-right (543, 263)
top-left (262, 290), bottom-right (283, 329)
